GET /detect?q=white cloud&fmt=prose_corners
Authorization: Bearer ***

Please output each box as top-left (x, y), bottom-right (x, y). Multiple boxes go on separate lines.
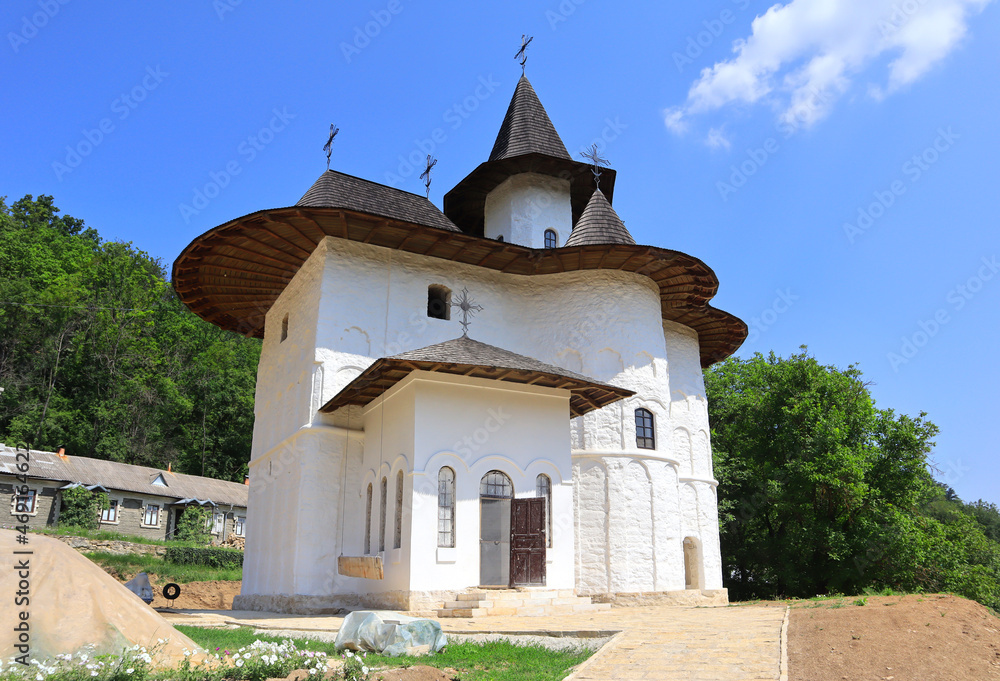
top-left (706, 127), bottom-right (732, 149)
top-left (666, 0), bottom-right (992, 133)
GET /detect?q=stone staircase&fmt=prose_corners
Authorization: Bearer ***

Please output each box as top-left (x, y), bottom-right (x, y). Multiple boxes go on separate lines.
top-left (436, 588), bottom-right (612, 618)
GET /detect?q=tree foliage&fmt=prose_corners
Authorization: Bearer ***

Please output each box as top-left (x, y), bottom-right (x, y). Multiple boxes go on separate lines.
top-left (0, 194), bottom-right (259, 482)
top-left (174, 505), bottom-right (212, 543)
top-left (58, 486), bottom-right (109, 529)
top-left (706, 348), bottom-right (1000, 610)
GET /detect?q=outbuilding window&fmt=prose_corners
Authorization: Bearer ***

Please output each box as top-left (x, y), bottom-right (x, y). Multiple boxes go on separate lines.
top-left (427, 285), bottom-right (451, 320)
top-left (635, 408), bottom-right (656, 450)
top-left (143, 504), bottom-right (160, 526)
top-left (100, 500), bottom-right (118, 523)
top-left (234, 516), bottom-right (246, 537)
top-left (437, 467), bottom-right (455, 548)
top-left (14, 489), bottom-right (36, 514)
top-left (544, 229), bottom-right (558, 248)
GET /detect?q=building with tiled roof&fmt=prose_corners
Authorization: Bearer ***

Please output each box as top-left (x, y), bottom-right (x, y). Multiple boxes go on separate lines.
top-left (1, 444), bottom-right (248, 541)
top-left (174, 62), bottom-right (745, 615)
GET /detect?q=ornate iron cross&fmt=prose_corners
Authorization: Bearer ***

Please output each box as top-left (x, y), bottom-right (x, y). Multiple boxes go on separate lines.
top-left (515, 34), bottom-right (533, 75)
top-left (420, 154), bottom-right (437, 199)
top-left (580, 143), bottom-right (610, 190)
top-left (324, 123), bottom-right (340, 170)
top-left (451, 287), bottom-right (483, 337)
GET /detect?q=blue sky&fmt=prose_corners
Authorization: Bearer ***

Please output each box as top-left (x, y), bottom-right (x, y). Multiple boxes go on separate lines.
top-left (3, 0), bottom-right (997, 503)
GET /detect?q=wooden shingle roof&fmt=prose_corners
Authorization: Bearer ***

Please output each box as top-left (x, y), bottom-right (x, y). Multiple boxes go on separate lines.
top-left (319, 336), bottom-right (634, 418)
top-left (489, 76), bottom-right (572, 161)
top-left (564, 189), bottom-right (636, 247)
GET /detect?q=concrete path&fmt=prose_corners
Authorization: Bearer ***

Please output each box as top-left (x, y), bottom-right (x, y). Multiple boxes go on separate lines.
top-left (164, 604), bottom-right (787, 680)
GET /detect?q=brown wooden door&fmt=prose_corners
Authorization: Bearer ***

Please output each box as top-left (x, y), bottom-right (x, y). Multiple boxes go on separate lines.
top-left (510, 498), bottom-right (546, 586)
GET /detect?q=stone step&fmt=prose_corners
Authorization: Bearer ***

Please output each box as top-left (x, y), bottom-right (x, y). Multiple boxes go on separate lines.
top-left (436, 607), bottom-right (487, 618)
top-left (436, 596), bottom-right (611, 618)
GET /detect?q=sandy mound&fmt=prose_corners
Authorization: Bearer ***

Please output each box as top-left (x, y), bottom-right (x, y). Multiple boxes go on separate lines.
top-left (789, 594), bottom-right (1000, 680)
top-left (0, 530), bottom-right (202, 664)
top-left (150, 579), bottom-right (241, 610)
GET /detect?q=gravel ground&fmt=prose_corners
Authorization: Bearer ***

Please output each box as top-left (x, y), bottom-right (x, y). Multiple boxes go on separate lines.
top-left (253, 628), bottom-right (612, 653)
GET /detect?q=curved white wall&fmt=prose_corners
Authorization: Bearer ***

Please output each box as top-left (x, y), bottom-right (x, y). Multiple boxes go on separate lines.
top-left (484, 173), bottom-right (572, 248)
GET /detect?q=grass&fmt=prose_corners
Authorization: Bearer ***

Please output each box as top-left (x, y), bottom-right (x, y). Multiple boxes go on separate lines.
top-left (177, 625), bottom-right (594, 681)
top-left (85, 552), bottom-right (242, 583)
top-left (33, 524), bottom-right (208, 547)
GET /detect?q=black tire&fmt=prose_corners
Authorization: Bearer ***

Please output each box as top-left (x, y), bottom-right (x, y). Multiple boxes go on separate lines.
top-left (162, 583), bottom-right (181, 600)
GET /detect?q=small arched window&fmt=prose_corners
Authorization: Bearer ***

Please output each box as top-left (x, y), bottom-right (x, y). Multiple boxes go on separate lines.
top-left (437, 467), bottom-right (455, 548)
top-left (379, 476), bottom-right (388, 552)
top-left (480, 470), bottom-right (513, 498)
top-left (427, 284), bottom-right (451, 320)
top-left (536, 474), bottom-right (552, 547)
top-left (365, 483), bottom-right (373, 554)
top-left (497, 235), bottom-right (504, 242)
top-left (635, 408), bottom-right (655, 450)
top-left (544, 229), bottom-right (558, 248)
top-left (394, 470), bottom-right (404, 549)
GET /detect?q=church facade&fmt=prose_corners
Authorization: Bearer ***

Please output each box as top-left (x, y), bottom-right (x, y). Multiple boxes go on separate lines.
top-left (173, 74), bottom-right (746, 613)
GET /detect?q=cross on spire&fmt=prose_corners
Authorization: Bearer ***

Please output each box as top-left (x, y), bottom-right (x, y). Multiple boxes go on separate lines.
top-left (579, 143), bottom-right (610, 190)
top-left (323, 123), bottom-right (340, 170)
top-left (451, 287), bottom-right (483, 337)
top-left (419, 154), bottom-right (437, 199)
top-left (515, 34), bottom-right (533, 75)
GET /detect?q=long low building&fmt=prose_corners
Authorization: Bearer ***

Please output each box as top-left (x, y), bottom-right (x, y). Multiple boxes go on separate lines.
top-left (0, 444), bottom-right (248, 542)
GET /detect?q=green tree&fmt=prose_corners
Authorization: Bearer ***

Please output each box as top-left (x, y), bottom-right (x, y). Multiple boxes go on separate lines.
top-left (174, 505), bottom-right (212, 543)
top-left (707, 349), bottom-right (1000, 610)
top-left (58, 486), bottom-right (109, 529)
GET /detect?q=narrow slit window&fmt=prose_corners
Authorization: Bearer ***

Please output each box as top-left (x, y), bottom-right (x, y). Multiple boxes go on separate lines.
top-left (544, 229), bottom-right (558, 248)
top-left (437, 467), bottom-right (455, 548)
top-left (379, 476), bottom-right (387, 552)
top-left (635, 408), bottom-right (656, 450)
top-left (280, 314), bottom-right (289, 342)
top-left (394, 470), bottom-right (403, 550)
top-left (365, 483), bottom-right (373, 555)
top-left (427, 285), bottom-right (451, 320)
top-left (536, 474), bottom-right (552, 547)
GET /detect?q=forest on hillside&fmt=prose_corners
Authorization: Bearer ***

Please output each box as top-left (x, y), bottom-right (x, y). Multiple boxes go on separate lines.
top-left (0, 195), bottom-right (258, 482)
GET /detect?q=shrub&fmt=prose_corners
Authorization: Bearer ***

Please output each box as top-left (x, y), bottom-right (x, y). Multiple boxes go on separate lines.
top-left (174, 505), bottom-right (211, 543)
top-left (58, 486), bottom-right (108, 529)
top-left (164, 545), bottom-right (243, 569)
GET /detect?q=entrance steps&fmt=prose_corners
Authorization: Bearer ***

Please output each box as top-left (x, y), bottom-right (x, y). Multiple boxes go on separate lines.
top-left (436, 588), bottom-right (612, 618)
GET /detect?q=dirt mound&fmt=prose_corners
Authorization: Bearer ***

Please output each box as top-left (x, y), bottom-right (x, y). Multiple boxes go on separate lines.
top-left (369, 666), bottom-right (460, 681)
top-left (0, 530), bottom-right (200, 664)
top-left (789, 594), bottom-right (1000, 680)
top-left (149, 578), bottom-right (242, 610)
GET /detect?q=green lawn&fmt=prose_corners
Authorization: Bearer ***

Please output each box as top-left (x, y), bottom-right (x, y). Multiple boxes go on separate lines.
top-left (34, 524), bottom-right (208, 547)
top-left (177, 625), bottom-right (594, 681)
top-left (85, 552), bottom-right (242, 583)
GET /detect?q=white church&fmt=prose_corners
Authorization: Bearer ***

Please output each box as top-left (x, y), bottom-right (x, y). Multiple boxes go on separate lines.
top-left (173, 72), bottom-right (746, 615)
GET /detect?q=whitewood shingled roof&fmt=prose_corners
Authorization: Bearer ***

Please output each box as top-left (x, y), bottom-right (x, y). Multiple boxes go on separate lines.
top-left (0, 444), bottom-right (247, 507)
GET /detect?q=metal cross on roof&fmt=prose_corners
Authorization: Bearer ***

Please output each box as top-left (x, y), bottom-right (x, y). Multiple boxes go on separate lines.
top-left (579, 143), bottom-right (610, 189)
top-left (451, 287), bottom-right (484, 337)
top-left (419, 154), bottom-right (437, 199)
top-left (323, 123), bottom-right (340, 170)
top-left (515, 34), bottom-right (533, 75)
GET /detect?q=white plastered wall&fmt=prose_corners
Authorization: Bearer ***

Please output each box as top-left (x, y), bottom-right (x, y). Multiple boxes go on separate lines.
top-left (484, 173), bottom-right (572, 248)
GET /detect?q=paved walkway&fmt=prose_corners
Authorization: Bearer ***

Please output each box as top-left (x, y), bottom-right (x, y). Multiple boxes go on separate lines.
top-left (164, 604), bottom-right (786, 680)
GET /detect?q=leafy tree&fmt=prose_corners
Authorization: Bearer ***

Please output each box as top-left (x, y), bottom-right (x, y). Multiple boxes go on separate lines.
top-left (58, 486), bottom-right (109, 529)
top-left (174, 505), bottom-right (212, 543)
top-left (705, 348), bottom-right (1000, 610)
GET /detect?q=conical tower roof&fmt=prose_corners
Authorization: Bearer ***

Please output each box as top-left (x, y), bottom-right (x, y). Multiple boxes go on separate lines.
top-left (564, 189), bottom-right (635, 247)
top-left (489, 76), bottom-right (571, 161)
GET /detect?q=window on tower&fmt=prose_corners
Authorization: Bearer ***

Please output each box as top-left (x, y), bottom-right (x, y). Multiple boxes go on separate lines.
top-left (427, 284), bottom-right (451, 320)
top-left (635, 408), bottom-right (656, 450)
top-left (281, 313), bottom-right (289, 342)
top-left (544, 229), bottom-right (558, 248)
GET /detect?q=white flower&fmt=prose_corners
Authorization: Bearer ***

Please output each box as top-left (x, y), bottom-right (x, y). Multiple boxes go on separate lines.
top-left (126, 668), bottom-right (134, 674)
top-left (235, 659), bottom-right (244, 667)
top-left (362, 665), bottom-right (370, 674)
top-left (91, 671), bottom-right (98, 676)
top-left (36, 674), bottom-right (43, 681)
top-left (345, 650), bottom-right (353, 658)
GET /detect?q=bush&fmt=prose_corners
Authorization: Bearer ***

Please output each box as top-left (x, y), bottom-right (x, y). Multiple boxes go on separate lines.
top-left (174, 505), bottom-right (211, 543)
top-left (164, 545), bottom-right (243, 569)
top-left (58, 486), bottom-right (108, 529)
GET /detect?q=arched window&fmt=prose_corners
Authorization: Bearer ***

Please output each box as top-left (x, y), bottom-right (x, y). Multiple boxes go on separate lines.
top-left (497, 235), bottom-right (504, 242)
top-left (365, 483), bottom-right (373, 555)
top-left (536, 474), bottom-right (552, 548)
top-left (437, 467), bottom-right (455, 548)
top-left (480, 470), bottom-right (513, 498)
top-left (427, 284), bottom-right (451, 320)
top-left (394, 470), bottom-right (404, 549)
top-left (379, 476), bottom-right (388, 552)
top-left (544, 229), bottom-right (558, 248)
top-left (635, 408), bottom-right (655, 449)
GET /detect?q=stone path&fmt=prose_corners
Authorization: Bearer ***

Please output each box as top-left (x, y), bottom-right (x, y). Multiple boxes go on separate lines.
top-left (164, 604), bottom-right (787, 680)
